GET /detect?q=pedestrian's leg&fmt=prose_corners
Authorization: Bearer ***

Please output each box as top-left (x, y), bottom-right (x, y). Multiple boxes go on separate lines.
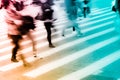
top-left (61, 23), bottom-right (71, 36)
top-left (19, 54), bottom-right (28, 66)
top-left (83, 7), bottom-right (87, 18)
top-left (26, 31), bottom-right (37, 57)
top-left (11, 35), bottom-right (21, 62)
top-left (74, 22), bottom-right (82, 36)
top-left (61, 26), bottom-right (66, 36)
top-left (44, 22), bottom-right (55, 48)
top-left (11, 43), bottom-right (19, 62)
top-left (87, 7), bottom-right (90, 14)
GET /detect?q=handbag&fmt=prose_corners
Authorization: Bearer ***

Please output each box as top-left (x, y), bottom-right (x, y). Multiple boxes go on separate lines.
top-left (112, 6), bottom-right (116, 12)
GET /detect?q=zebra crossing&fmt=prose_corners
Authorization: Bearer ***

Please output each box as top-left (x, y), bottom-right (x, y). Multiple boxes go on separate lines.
top-left (0, 5), bottom-right (120, 80)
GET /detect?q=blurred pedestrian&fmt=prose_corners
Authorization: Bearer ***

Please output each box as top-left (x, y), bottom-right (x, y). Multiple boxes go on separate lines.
top-left (115, 0), bottom-right (120, 14)
top-left (35, 0), bottom-right (56, 48)
top-left (82, 0), bottom-right (91, 18)
top-left (114, 0), bottom-right (120, 33)
top-left (62, 0), bottom-right (82, 37)
top-left (2, 0), bottom-right (36, 62)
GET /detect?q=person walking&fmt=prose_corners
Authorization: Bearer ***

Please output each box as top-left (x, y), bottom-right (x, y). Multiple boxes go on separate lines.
top-left (62, 0), bottom-right (82, 37)
top-left (82, 0), bottom-right (91, 18)
top-left (4, 3), bottom-right (23, 62)
top-left (35, 0), bottom-right (55, 48)
top-left (1, 0), bottom-right (36, 62)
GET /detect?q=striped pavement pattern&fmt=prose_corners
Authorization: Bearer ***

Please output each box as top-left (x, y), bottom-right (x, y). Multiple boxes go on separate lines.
top-left (0, 5), bottom-right (120, 80)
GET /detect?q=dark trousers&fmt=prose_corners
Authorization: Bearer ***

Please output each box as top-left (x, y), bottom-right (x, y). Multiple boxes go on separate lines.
top-left (9, 35), bottom-right (22, 59)
top-left (83, 7), bottom-right (90, 18)
top-left (44, 22), bottom-right (53, 45)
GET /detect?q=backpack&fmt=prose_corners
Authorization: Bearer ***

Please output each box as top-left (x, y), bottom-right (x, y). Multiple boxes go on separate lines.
top-left (35, 3), bottom-right (54, 20)
top-left (112, 6), bottom-right (116, 12)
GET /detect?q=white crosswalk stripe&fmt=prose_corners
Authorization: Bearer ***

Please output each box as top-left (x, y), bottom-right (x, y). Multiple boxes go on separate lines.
top-left (23, 36), bottom-right (119, 78)
top-left (58, 50), bottom-right (120, 80)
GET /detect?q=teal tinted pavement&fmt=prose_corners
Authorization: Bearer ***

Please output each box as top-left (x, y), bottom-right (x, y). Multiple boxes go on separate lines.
top-left (0, 0), bottom-right (120, 80)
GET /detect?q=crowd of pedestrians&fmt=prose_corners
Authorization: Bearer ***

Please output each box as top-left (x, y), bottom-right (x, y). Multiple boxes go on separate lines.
top-left (0, 0), bottom-right (92, 64)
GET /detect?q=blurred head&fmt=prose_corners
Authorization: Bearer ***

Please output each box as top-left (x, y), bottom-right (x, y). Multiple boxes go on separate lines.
top-left (1, 0), bottom-right (10, 9)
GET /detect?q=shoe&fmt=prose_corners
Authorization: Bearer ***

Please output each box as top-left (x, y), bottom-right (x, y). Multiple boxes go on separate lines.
top-left (73, 27), bottom-right (75, 31)
top-left (33, 51), bottom-right (37, 58)
top-left (53, 18), bottom-right (57, 21)
top-left (34, 55), bottom-right (37, 58)
top-left (77, 17), bottom-right (83, 20)
top-left (11, 58), bottom-right (19, 62)
top-left (49, 44), bottom-right (55, 48)
top-left (62, 34), bottom-right (65, 37)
